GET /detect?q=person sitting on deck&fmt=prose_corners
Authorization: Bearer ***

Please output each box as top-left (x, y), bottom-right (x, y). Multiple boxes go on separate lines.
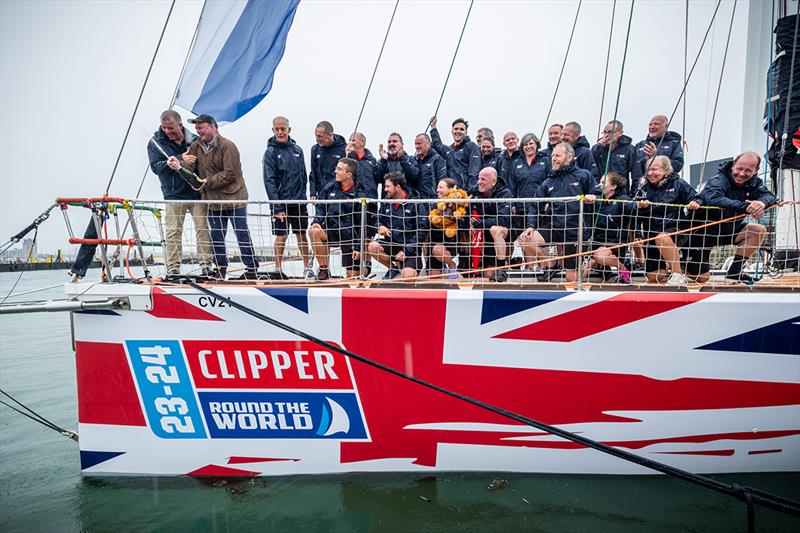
top-left (429, 177), bottom-right (468, 279)
top-left (519, 143), bottom-right (599, 283)
top-left (582, 172), bottom-right (636, 284)
top-left (308, 158), bottom-right (361, 280)
top-left (429, 115), bottom-right (481, 190)
top-left (469, 167), bottom-right (513, 282)
top-left (367, 173), bottom-right (428, 280)
top-left (171, 114), bottom-right (258, 280)
top-left (684, 151), bottom-right (777, 284)
top-left (633, 155), bottom-right (700, 285)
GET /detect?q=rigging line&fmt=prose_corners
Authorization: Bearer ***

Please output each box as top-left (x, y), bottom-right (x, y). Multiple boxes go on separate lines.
top-left (187, 281), bottom-right (800, 519)
top-left (0, 389), bottom-right (70, 435)
top-left (425, 0), bottom-right (475, 133)
top-left (103, 0), bottom-right (177, 197)
top-left (0, 227), bottom-right (38, 306)
top-left (596, 0), bottom-right (617, 139)
top-left (642, 0), bottom-right (722, 177)
top-left (592, 0), bottom-right (635, 244)
top-left (699, 0), bottom-right (737, 183)
top-left (351, 0), bottom-right (400, 136)
top-left (0, 400), bottom-right (78, 441)
top-left (779, 1), bottom-right (800, 252)
top-left (682, 0), bottom-right (688, 177)
top-left (540, 0), bottom-right (583, 141)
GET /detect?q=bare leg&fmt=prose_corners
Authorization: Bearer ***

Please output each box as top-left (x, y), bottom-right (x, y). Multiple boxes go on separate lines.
top-left (273, 235), bottom-right (288, 270)
top-left (309, 227), bottom-right (329, 268)
top-left (654, 233), bottom-right (683, 274)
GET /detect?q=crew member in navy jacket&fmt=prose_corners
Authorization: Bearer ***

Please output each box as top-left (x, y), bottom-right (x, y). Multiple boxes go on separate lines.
top-left (686, 152), bottom-right (777, 283)
top-left (263, 116), bottom-right (310, 278)
top-left (429, 115), bottom-right (481, 190)
top-left (479, 136), bottom-right (503, 175)
top-left (631, 114), bottom-right (684, 185)
top-left (497, 131), bottom-right (521, 190)
top-left (634, 155), bottom-right (700, 285)
top-left (507, 133), bottom-right (550, 253)
top-left (309, 158), bottom-right (361, 280)
top-left (376, 132), bottom-right (419, 190)
top-left (413, 133), bottom-right (447, 199)
top-left (367, 172), bottom-right (428, 280)
top-left (309, 120), bottom-right (346, 199)
top-left (469, 167), bottom-right (513, 282)
top-left (591, 120), bottom-right (637, 189)
top-left (519, 143), bottom-right (599, 283)
top-left (561, 121), bottom-right (599, 179)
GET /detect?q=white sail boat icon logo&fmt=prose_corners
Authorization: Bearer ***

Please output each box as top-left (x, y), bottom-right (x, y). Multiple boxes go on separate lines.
top-left (317, 397), bottom-right (351, 437)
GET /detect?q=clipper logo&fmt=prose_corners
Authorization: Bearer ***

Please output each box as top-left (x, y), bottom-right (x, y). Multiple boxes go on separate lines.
top-left (183, 340), bottom-right (368, 440)
top-left (126, 340), bottom-right (369, 440)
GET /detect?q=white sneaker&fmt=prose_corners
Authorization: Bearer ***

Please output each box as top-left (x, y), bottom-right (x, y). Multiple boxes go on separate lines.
top-left (304, 268), bottom-right (316, 281)
top-left (68, 273), bottom-right (82, 283)
top-left (446, 268), bottom-right (459, 279)
top-left (666, 272), bottom-right (688, 286)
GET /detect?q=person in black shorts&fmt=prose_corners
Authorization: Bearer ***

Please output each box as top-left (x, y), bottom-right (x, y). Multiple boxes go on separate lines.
top-left (308, 158), bottom-right (361, 280)
top-left (366, 173), bottom-right (428, 280)
top-left (684, 151), bottom-right (777, 283)
top-left (263, 116), bottom-right (310, 277)
top-left (583, 172), bottom-right (636, 283)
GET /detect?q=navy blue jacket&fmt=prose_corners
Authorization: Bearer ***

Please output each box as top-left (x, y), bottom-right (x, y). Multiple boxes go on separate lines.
top-left (377, 191), bottom-right (429, 257)
top-left (147, 127), bottom-right (199, 200)
top-left (347, 149), bottom-right (380, 199)
top-left (700, 161), bottom-right (778, 234)
top-left (540, 142), bottom-right (558, 159)
top-left (430, 129), bottom-right (481, 190)
top-left (572, 136), bottom-right (599, 178)
top-left (309, 134), bottom-right (347, 198)
top-left (634, 173), bottom-right (700, 233)
top-left (311, 181), bottom-right (360, 243)
top-left (480, 147), bottom-right (503, 173)
top-left (413, 149), bottom-right (447, 199)
top-left (262, 136), bottom-right (307, 214)
top-left (590, 191), bottom-right (636, 244)
top-left (591, 135), bottom-right (637, 186)
top-left (497, 149), bottom-right (521, 189)
top-left (632, 131), bottom-right (684, 183)
top-left (529, 163), bottom-right (599, 238)
top-left (376, 153), bottom-right (420, 192)
top-left (469, 184), bottom-right (513, 230)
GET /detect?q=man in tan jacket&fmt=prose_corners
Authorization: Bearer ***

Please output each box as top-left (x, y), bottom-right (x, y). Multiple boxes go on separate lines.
top-left (169, 114), bottom-right (258, 279)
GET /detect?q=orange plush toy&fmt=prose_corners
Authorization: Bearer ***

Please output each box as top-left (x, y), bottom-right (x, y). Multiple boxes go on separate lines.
top-left (428, 188), bottom-right (469, 238)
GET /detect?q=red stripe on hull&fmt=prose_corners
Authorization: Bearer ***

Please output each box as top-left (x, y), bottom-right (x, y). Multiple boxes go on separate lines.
top-left (494, 292), bottom-right (712, 342)
top-left (187, 464), bottom-right (261, 477)
top-left (75, 341), bottom-right (145, 426)
top-left (147, 286), bottom-right (223, 321)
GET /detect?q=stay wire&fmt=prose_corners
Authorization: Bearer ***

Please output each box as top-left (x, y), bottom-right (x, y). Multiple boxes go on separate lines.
top-left (596, 0), bottom-right (617, 139)
top-left (540, 0), bottom-right (582, 141)
top-left (352, 0), bottom-right (400, 136)
top-left (425, 0), bottom-right (475, 133)
top-left (0, 389), bottom-right (78, 441)
top-left (699, 0), bottom-right (737, 185)
top-left (103, 0), bottom-right (177, 196)
top-left (188, 281), bottom-right (800, 519)
top-left (0, 227), bottom-right (37, 306)
top-left (641, 0), bottom-right (723, 179)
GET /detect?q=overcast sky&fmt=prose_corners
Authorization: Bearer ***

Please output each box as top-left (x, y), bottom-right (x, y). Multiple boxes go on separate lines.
top-left (1, 0), bottom-right (760, 252)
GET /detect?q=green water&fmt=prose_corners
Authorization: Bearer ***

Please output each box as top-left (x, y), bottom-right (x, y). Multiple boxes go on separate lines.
top-left (1, 270), bottom-right (798, 532)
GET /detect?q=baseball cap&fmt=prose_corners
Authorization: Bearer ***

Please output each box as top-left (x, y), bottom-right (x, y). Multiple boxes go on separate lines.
top-left (188, 114), bottom-right (218, 127)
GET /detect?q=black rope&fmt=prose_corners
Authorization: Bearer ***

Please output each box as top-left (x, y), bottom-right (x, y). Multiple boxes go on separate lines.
top-left (351, 0), bottom-right (400, 136)
top-left (103, 0), bottom-right (177, 196)
top-left (540, 0), bottom-right (583, 140)
top-left (187, 282), bottom-right (800, 520)
top-left (699, 0), bottom-right (737, 184)
top-left (0, 227), bottom-right (37, 306)
top-left (0, 389), bottom-right (77, 441)
top-left (425, 0), bottom-right (475, 134)
top-left (0, 203), bottom-right (56, 255)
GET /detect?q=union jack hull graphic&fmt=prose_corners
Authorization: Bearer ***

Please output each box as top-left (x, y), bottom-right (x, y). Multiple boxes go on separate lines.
top-left (69, 284), bottom-right (800, 476)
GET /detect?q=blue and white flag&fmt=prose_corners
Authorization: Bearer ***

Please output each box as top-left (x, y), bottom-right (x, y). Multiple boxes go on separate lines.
top-left (175, 0), bottom-right (300, 123)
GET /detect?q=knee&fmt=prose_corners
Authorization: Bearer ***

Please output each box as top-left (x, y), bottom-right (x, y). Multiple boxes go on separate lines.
top-left (431, 244), bottom-right (445, 257)
top-left (367, 241), bottom-right (382, 255)
top-left (490, 226), bottom-right (507, 239)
